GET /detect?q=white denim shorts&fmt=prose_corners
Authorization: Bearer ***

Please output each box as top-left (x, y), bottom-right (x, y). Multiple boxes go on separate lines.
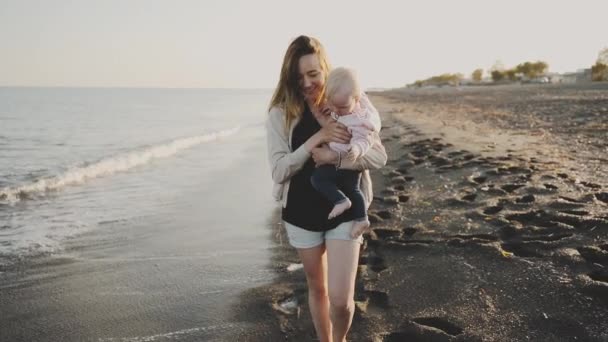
top-left (283, 220), bottom-right (364, 249)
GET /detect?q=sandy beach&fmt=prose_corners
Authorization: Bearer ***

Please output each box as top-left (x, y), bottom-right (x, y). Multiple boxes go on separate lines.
top-left (2, 84), bottom-right (606, 341)
top-left (236, 83), bottom-right (608, 341)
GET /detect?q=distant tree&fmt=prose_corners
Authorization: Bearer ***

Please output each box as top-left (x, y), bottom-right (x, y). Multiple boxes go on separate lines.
top-left (591, 48), bottom-right (608, 81)
top-left (515, 62), bottom-right (532, 77)
top-left (471, 69), bottom-right (483, 82)
top-left (491, 70), bottom-right (505, 82)
top-left (532, 61), bottom-right (549, 77)
top-left (505, 69), bottom-right (518, 81)
top-left (591, 62), bottom-right (607, 81)
top-left (516, 61), bottom-right (549, 78)
top-left (409, 73), bottom-right (464, 87)
top-left (490, 61), bottom-right (512, 82)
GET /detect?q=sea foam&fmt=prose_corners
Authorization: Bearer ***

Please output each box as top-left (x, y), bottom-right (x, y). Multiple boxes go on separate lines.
top-left (0, 126), bottom-right (240, 204)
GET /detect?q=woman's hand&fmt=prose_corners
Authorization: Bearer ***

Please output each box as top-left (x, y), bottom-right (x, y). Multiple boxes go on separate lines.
top-left (311, 145), bottom-right (339, 167)
top-left (312, 105), bottom-right (332, 127)
top-left (304, 118), bottom-right (351, 152)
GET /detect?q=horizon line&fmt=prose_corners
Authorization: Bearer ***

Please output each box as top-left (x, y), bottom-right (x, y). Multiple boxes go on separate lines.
top-left (0, 85), bottom-right (279, 90)
top-left (0, 85), bottom-right (398, 91)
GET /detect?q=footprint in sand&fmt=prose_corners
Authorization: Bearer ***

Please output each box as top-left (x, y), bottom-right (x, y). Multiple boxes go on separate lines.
top-left (595, 192), bottom-right (608, 204)
top-left (461, 193), bottom-right (477, 202)
top-left (370, 210), bottom-right (393, 220)
top-left (373, 228), bottom-right (402, 240)
top-left (482, 205), bottom-right (504, 215)
top-left (501, 183), bottom-right (525, 193)
top-left (382, 317), bottom-right (467, 342)
top-left (515, 194), bottom-right (535, 203)
top-left (398, 195), bottom-right (410, 203)
top-left (393, 184), bottom-right (406, 191)
top-left (577, 245), bottom-right (608, 264)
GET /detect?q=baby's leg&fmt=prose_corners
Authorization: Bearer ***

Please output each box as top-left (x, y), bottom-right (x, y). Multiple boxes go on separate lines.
top-left (328, 199), bottom-right (352, 219)
top-left (338, 170), bottom-right (370, 238)
top-left (311, 165), bottom-right (351, 219)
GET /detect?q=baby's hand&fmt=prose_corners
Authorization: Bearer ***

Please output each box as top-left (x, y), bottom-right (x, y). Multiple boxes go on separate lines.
top-left (347, 145), bottom-right (361, 161)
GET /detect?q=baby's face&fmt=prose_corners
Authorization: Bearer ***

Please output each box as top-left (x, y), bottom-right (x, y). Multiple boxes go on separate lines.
top-left (329, 92), bottom-right (357, 116)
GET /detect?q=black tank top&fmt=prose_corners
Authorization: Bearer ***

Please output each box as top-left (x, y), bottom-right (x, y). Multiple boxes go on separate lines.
top-left (281, 105), bottom-right (355, 232)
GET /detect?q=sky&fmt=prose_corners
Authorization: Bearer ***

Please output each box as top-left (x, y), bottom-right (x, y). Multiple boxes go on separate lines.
top-left (1, 0), bottom-right (607, 89)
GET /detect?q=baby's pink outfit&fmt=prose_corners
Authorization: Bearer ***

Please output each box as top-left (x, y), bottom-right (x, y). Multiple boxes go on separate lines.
top-left (328, 93), bottom-right (380, 157)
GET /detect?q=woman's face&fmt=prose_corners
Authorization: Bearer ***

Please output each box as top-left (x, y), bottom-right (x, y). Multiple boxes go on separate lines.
top-left (298, 53), bottom-right (325, 102)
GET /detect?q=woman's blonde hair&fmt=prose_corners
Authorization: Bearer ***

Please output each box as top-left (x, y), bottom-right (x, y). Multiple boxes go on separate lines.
top-left (268, 35), bottom-right (331, 130)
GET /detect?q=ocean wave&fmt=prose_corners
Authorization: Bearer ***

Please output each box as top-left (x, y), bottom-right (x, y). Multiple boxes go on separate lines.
top-left (0, 126), bottom-right (240, 204)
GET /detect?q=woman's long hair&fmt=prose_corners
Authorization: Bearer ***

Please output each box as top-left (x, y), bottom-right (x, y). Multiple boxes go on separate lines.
top-left (269, 35), bottom-right (331, 130)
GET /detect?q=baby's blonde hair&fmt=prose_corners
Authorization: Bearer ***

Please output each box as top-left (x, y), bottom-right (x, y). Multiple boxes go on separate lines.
top-left (326, 67), bottom-right (361, 102)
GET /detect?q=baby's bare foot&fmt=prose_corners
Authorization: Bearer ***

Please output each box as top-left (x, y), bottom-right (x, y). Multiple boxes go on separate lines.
top-left (328, 199), bottom-right (352, 219)
top-left (350, 219), bottom-right (370, 238)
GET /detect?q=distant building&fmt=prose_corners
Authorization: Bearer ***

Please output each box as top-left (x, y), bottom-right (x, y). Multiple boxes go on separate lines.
top-left (546, 72), bottom-right (563, 84)
top-left (521, 74), bottom-right (549, 84)
top-left (459, 78), bottom-right (474, 86)
top-left (562, 68), bottom-right (592, 83)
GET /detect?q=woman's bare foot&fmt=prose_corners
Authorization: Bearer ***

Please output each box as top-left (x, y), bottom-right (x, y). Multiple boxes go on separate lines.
top-left (350, 219), bottom-right (370, 238)
top-left (328, 199), bottom-right (352, 219)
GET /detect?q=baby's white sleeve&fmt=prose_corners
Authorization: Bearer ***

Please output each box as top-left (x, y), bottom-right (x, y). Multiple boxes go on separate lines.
top-left (359, 92), bottom-right (381, 132)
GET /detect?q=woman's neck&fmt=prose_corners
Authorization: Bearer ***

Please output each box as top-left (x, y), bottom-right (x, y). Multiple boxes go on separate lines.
top-left (306, 98), bottom-right (318, 110)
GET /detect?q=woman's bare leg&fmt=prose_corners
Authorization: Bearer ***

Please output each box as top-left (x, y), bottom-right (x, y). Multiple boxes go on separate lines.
top-left (326, 239), bottom-right (361, 342)
top-left (297, 244), bottom-right (332, 342)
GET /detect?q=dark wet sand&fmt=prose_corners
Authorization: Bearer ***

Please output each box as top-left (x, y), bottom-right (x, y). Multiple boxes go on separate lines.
top-left (235, 83), bottom-right (608, 341)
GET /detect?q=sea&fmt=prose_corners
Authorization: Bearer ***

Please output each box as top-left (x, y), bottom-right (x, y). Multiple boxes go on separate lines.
top-left (0, 87), bottom-right (283, 341)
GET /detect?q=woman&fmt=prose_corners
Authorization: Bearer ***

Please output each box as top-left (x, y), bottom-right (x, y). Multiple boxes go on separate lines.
top-left (265, 35), bottom-right (387, 342)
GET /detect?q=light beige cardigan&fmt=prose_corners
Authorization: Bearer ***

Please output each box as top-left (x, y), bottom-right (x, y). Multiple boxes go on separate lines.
top-left (265, 101), bottom-right (387, 209)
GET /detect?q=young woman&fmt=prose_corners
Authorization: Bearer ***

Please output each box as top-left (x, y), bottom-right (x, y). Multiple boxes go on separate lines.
top-left (266, 35), bottom-right (387, 342)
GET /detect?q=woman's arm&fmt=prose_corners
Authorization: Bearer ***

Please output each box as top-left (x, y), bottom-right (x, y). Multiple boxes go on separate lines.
top-left (310, 134), bottom-right (387, 171)
top-left (266, 107), bottom-right (311, 184)
top-left (339, 133), bottom-right (387, 171)
top-left (266, 107), bottom-right (351, 184)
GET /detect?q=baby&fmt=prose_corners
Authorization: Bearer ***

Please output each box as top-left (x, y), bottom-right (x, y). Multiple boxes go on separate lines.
top-left (311, 67), bottom-right (380, 237)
